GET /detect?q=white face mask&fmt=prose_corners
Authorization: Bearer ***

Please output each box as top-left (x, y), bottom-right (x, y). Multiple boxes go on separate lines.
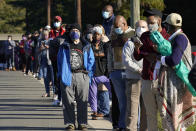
top-left (54, 22), bottom-right (61, 28)
top-left (136, 27), bottom-right (147, 37)
top-left (148, 23), bottom-right (159, 32)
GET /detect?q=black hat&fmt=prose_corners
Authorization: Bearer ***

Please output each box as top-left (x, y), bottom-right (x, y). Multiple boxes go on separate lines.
top-left (70, 23), bottom-right (81, 32)
top-left (86, 24), bottom-right (93, 33)
top-left (143, 8), bottom-right (163, 18)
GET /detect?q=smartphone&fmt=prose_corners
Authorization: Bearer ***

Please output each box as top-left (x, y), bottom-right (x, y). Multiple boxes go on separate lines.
top-left (131, 36), bottom-right (143, 46)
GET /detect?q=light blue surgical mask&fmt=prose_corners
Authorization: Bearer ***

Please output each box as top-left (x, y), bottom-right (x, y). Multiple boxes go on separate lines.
top-left (102, 11), bottom-right (110, 19)
top-left (148, 23), bottom-right (159, 32)
top-left (114, 27), bottom-right (123, 35)
top-left (54, 22), bottom-right (61, 28)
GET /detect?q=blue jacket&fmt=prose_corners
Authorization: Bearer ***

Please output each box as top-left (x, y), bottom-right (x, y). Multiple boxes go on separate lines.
top-left (57, 40), bottom-right (95, 87)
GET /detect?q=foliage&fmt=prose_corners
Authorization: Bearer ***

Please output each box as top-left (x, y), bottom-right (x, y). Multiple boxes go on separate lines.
top-left (0, 0), bottom-right (26, 33)
top-left (0, 0), bottom-right (166, 33)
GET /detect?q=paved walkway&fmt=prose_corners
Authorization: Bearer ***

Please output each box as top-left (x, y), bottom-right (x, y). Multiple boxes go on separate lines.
top-left (0, 71), bottom-right (112, 131)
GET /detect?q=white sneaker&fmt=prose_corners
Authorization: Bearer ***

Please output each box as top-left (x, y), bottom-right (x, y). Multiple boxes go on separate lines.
top-left (59, 100), bottom-right (62, 106)
top-left (53, 95), bottom-right (58, 100)
top-left (52, 100), bottom-right (60, 106)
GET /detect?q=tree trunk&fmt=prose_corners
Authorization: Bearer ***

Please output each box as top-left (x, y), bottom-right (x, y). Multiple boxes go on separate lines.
top-left (76, 0), bottom-right (82, 29)
top-left (47, 0), bottom-right (51, 26)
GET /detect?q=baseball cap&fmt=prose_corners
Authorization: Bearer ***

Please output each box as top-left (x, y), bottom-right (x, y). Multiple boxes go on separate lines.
top-left (143, 8), bottom-right (163, 18)
top-left (163, 13), bottom-right (182, 27)
top-left (54, 16), bottom-right (62, 22)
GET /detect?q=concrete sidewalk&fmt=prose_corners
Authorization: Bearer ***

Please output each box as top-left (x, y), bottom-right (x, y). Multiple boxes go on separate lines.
top-left (0, 71), bottom-right (112, 131)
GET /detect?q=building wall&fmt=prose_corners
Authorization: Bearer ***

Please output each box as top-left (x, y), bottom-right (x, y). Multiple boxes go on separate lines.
top-left (0, 34), bottom-right (22, 41)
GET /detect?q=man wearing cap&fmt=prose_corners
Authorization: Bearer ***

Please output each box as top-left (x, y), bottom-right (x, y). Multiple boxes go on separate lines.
top-left (102, 5), bottom-right (115, 37)
top-left (133, 8), bottom-right (169, 130)
top-left (49, 16), bottom-right (66, 106)
top-left (157, 13), bottom-right (196, 130)
top-left (57, 23), bottom-right (95, 130)
top-left (49, 16), bottom-right (66, 39)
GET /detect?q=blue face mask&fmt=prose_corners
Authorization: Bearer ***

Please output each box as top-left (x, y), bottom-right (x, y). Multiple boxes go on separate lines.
top-left (70, 31), bottom-right (80, 40)
top-left (102, 11), bottom-right (110, 19)
top-left (114, 27), bottom-right (123, 35)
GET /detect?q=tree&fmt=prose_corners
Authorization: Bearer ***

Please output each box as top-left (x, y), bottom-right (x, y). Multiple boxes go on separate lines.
top-left (0, 0), bottom-right (165, 33)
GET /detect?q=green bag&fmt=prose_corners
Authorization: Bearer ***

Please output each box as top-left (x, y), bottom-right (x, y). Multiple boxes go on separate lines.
top-left (150, 31), bottom-right (196, 96)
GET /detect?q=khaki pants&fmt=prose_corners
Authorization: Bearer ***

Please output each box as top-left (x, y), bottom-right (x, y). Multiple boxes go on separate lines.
top-left (141, 80), bottom-right (158, 131)
top-left (125, 79), bottom-right (141, 131)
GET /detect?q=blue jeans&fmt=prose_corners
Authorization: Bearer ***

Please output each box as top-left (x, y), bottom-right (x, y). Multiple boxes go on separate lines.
top-left (97, 91), bottom-right (110, 115)
top-left (41, 64), bottom-right (51, 94)
top-left (110, 70), bottom-right (126, 128)
top-left (6, 54), bottom-right (13, 68)
top-left (38, 67), bottom-right (43, 78)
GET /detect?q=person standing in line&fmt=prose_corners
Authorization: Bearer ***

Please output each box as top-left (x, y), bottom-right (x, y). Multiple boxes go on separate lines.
top-left (108, 15), bottom-right (135, 131)
top-left (89, 25), bottom-right (111, 120)
top-left (133, 9), bottom-right (169, 130)
top-left (122, 20), bottom-right (148, 131)
top-left (5, 35), bottom-right (16, 71)
top-left (57, 24), bottom-right (95, 130)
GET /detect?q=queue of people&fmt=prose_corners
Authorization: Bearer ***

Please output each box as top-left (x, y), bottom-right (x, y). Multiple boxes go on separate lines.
top-left (3, 5), bottom-right (196, 131)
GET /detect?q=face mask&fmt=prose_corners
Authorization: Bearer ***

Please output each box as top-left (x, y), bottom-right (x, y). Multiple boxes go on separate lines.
top-left (22, 37), bottom-right (27, 41)
top-left (136, 27), bottom-right (147, 37)
top-left (102, 11), bottom-right (110, 19)
top-left (87, 34), bottom-right (92, 40)
top-left (54, 22), bottom-right (61, 28)
top-left (70, 31), bottom-right (80, 40)
top-left (44, 35), bottom-right (49, 40)
top-left (148, 23), bottom-right (159, 32)
top-left (114, 27), bottom-right (123, 35)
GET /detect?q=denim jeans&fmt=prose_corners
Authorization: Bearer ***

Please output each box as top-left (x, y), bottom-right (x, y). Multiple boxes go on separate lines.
top-left (38, 66), bottom-right (43, 79)
top-left (41, 63), bottom-right (51, 94)
top-left (110, 70), bottom-right (126, 128)
top-left (97, 90), bottom-right (110, 115)
top-left (6, 54), bottom-right (13, 69)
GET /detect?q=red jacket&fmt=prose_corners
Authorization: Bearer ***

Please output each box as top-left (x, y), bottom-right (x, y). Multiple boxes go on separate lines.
top-left (19, 40), bottom-right (25, 54)
top-left (49, 26), bottom-right (66, 39)
top-left (134, 28), bottom-right (170, 80)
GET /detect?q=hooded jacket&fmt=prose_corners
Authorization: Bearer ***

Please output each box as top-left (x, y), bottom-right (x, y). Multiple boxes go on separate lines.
top-left (57, 39), bottom-right (95, 87)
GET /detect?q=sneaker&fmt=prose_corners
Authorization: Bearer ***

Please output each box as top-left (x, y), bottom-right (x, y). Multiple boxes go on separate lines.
top-left (12, 67), bottom-right (16, 71)
top-left (78, 124), bottom-right (88, 130)
top-left (33, 74), bottom-right (36, 78)
top-left (5, 68), bottom-right (10, 71)
top-left (42, 93), bottom-right (50, 97)
top-left (95, 113), bottom-right (104, 117)
top-left (52, 100), bottom-right (60, 106)
top-left (65, 124), bottom-right (75, 131)
top-left (53, 94), bottom-right (58, 100)
top-left (59, 100), bottom-right (62, 106)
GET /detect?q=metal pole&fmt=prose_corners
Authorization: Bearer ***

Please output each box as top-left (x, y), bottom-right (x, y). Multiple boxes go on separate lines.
top-left (130, 0), bottom-right (140, 28)
top-left (47, 0), bottom-right (51, 26)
